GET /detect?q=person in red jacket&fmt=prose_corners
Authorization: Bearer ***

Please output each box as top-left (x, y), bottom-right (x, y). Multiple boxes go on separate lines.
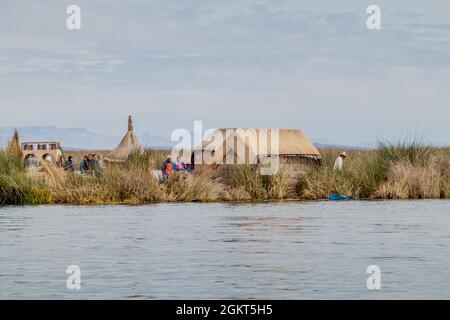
top-left (162, 156), bottom-right (173, 180)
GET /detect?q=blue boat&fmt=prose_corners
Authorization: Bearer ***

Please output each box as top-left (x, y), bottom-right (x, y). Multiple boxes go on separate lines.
top-left (328, 193), bottom-right (353, 201)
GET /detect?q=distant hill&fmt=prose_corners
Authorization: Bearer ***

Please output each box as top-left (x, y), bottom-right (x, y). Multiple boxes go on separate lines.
top-left (0, 126), bottom-right (174, 150)
top-left (0, 126), bottom-right (367, 151)
top-left (313, 143), bottom-right (371, 150)
top-left (139, 132), bottom-right (174, 150)
top-left (312, 137), bottom-right (373, 150)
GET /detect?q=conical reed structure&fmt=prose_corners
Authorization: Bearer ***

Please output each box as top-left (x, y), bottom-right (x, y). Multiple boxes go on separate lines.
top-left (105, 116), bottom-right (142, 163)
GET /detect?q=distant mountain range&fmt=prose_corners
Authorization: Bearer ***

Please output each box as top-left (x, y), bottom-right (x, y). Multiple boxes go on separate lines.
top-left (0, 126), bottom-right (369, 151)
top-left (313, 142), bottom-right (369, 150)
top-left (0, 126), bottom-right (174, 150)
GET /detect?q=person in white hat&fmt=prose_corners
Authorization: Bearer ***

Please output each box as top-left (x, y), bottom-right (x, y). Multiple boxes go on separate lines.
top-left (333, 151), bottom-right (347, 171)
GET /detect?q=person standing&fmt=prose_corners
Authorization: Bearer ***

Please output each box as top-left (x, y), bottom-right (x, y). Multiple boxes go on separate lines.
top-left (162, 156), bottom-right (173, 180)
top-left (173, 156), bottom-right (184, 172)
top-left (97, 155), bottom-right (104, 169)
top-left (64, 156), bottom-right (75, 172)
top-left (80, 156), bottom-right (88, 173)
top-left (333, 151), bottom-right (347, 171)
top-left (26, 153), bottom-right (39, 167)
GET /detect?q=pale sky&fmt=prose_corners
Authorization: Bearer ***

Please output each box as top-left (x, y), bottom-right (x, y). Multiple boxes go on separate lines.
top-left (1, 0), bottom-right (449, 146)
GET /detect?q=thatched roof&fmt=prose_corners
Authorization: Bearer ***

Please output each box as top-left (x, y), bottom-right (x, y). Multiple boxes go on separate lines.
top-left (105, 116), bottom-right (142, 163)
top-left (195, 128), bottom-right (321, 164)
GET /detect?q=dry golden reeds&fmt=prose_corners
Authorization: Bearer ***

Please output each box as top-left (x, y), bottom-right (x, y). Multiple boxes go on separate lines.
top-left (374, 155), bottom-right (450, 199)
top-left (1, 136), bottom-right (449, 204)
top-left (165, 171), bottom-right (226, 202)
top-left (41, 161), bottom-right (67, 188)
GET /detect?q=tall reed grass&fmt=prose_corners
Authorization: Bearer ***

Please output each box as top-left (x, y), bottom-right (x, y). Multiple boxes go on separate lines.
top-left (51, 152), bottom-right (166, 204)
top-left (231, 165), bottom-right (295, 200)
top-left (1, 132), bottom-right (449, 204)
top-left (0, 131), bottom-right (51, 204)
top-left (298, 140), bottom-right (449, 200)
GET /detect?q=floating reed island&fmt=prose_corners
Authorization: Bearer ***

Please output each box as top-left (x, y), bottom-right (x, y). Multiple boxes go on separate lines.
top-left (0, 121), bottom-right (449, 205)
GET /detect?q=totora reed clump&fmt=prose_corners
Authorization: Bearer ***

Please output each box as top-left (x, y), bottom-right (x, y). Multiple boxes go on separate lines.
top-left (297, 140), bottom-right (449, 200)
top-left (0, 131), bottom-right (51, 205)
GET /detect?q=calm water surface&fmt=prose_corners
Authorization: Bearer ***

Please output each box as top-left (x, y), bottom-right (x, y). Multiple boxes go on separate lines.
top-left (0, 200), bottom-right (449, 299)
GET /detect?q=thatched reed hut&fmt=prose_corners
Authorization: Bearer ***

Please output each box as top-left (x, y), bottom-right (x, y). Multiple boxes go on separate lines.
top-left (192, 128), bottom-right (321, 181)
top-left (104, 116), bottom-right (142, 165)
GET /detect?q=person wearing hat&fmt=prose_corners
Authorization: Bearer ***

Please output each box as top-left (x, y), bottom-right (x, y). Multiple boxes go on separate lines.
top-left (333, 151), bottom-right (347, 171)
top-left (26, 153), bottom-right (39, 167)
top-left (161, 155), bottom-right (173, 180)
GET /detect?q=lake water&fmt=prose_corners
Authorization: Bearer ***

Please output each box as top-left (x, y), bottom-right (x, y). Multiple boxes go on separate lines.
top-left (0, 200), bottom-right (449, 299)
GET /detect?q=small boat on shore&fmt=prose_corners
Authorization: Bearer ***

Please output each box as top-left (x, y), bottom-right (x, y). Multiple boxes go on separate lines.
top-left (328, 193), bottom-right (353, 201)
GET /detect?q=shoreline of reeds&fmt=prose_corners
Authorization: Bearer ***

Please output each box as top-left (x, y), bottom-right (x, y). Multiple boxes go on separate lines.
top-left (1, 132), bottom-right (449, 206)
